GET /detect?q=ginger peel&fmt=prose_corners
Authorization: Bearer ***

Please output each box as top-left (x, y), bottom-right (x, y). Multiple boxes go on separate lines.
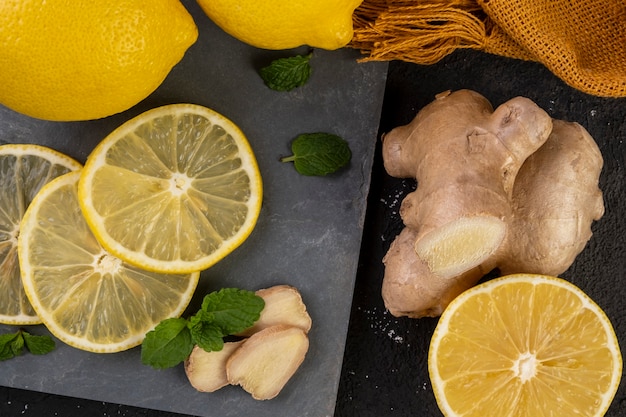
top-left (382, 89), bottom-right (604, 318)
top-left (499, 119), bottom-right (604, 274)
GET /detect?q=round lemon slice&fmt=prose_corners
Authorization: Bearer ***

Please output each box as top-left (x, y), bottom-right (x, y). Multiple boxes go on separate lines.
top-left (78, 104), bottom-right (263, 274)
top-left (18, 171), bottom-right (199, 353)
top-left (429, 274), bottom-right (622, 417)
top-left (0, 144), bottom-right (82, 325)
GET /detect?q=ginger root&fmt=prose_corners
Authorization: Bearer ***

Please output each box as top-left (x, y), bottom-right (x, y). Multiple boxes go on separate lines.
top-left (382, 90), bottom-right (604, 318)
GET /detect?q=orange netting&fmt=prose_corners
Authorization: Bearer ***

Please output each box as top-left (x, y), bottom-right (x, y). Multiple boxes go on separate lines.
top-left (351, 0), bottom-right (626, 97)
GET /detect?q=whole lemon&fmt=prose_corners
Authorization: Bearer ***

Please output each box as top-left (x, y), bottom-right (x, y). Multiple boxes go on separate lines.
top-left (196, 0), bottom-right (363, 50)
top-left (0, 0), bottom-right (198, 121)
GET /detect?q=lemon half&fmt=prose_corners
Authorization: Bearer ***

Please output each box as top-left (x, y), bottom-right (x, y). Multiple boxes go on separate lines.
top-left (429, 274), bottom-right (622, 417)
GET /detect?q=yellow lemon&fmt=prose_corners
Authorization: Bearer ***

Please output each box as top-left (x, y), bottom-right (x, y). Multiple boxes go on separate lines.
top-left (429, 274), bottom-right (622, 417)
top-left (18, 171), bottom-right (199, 353)
top-left (0, 0), bottom-right (197, 121)
top-left (196, 0), bottom-right (363, 50)
top-left (78, 104), bottom-right (263, 274)
top-left (0, 144), bottom-right (82, 325)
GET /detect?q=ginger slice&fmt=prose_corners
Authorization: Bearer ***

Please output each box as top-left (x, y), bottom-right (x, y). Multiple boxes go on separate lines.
top-left (238, 285), bottom-right (312, 336)
top-left (226, 325), bottom-right (309, 400)
top-left (184, 341), bottom-right (244, 392)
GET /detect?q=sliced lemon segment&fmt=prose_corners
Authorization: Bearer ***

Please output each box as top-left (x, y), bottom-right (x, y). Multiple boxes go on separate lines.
top-left (429, 274), bottom-right (622, 417)
top-left (0, 144), bottom-right (82, 325)
top-left (18, 171), bottom-right (199, 353)
top-left (78, 104), bottom-right (263, 274)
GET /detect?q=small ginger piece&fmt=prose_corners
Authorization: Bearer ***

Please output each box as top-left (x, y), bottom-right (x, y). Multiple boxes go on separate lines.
top-left (226, 325), bottom-right (309, 400)
top-left (238, 285), bottom-right (312, 336)
top-left (184, 341), bottom-right (244, 392)
top-left (381, 89), bottom-right (604, 318)
top-left (183, 285), bottom-right (312, 399)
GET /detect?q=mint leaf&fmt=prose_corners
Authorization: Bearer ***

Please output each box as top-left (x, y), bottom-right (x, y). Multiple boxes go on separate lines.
top-left (201, 288), bottom-right (265, 335)
top-left (188, 311), bottom-right (224, 352)
top-left (259, 53), bottom-right (313, 91)
top-left (0, 332), bottom-right (23, 361)
top-left (0, 329), bottom-right (54, 361)
top-left (22, 332), bottom-right (55, 355)
top-left (141, 318), bottom-right (193, 369)
top-left (140, 288), bottom-right (264, 369)
top-left (281, 133), bottom-right (352, 176)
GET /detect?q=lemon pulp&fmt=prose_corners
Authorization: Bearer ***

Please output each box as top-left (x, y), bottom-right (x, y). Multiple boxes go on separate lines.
top-left (429, 274), bottom-right (622, 417)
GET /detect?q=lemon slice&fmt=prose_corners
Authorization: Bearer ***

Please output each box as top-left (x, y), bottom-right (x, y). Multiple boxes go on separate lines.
top-left (429, 274), bottom-right (622, 417)
top-left (0, 144), bottom-right (82, 325)
top-left (18, 171), bottom-right (199, 353)
top-left (78, 104), bottom-right (263, 274)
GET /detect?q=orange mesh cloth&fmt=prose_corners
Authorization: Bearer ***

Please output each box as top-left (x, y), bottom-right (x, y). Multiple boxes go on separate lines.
top-left (351, 0), bottom-right (626, 97)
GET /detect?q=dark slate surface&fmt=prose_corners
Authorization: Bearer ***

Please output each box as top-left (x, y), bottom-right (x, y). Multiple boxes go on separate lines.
top-left (2, 24), bottom-right (626, 417)
top-left (0, 1), bottom-right (387, 416)
top-left (335, 51), bottom-right (626, 417)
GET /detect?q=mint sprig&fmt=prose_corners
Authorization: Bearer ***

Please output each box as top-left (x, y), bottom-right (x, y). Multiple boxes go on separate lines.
top-left (281, 132), bottom-right (352, 176)
top-left (259, 52), bottom-right (313, 92)
top-left (0, 329), bottom-right (55, 361)
top-left (141, 318), bottom-right (193, 369)
top-left (141, 288), bottom-right (264, 369)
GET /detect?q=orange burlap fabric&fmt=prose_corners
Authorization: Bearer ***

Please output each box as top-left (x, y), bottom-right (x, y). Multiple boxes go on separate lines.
top-left (351, 0), bottom-right (626, 97)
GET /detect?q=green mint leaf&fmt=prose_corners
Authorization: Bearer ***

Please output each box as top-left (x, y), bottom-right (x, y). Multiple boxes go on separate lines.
top-left (141, 318), bottom-right (193, 369)
top-left (22, 332), bottom-right (55, 355)
top-left (188, 311), bottom-right (224, 352)
top-left (10, 332), bottom-right (24, 354)
top-left (0, 330), bottom-right (55, 360)
top-left (281, 132), bottom-right (352, 176)
top-left (140, 287), bottom-right (265, 369)
top-left (201, 288), bottom-right (264, 336)
top-left (259, 53), bottom-right (313, 92)
top-left (0, 331), bottom-right (24, 361)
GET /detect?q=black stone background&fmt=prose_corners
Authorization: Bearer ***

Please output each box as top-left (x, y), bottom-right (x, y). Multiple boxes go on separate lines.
top-left (1, 50), bottom-right (625, 416)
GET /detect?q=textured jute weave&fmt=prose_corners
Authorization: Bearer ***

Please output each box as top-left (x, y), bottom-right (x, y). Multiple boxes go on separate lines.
top-left (351, 0), bottom-right (626, 97)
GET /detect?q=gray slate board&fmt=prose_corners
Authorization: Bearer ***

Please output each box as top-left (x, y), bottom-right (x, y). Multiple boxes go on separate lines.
top-left (0, 1), bottom-right (388, 416)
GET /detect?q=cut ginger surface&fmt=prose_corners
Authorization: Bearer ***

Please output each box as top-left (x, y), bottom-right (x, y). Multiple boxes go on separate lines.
top-left (429, 274), bottom-right (622, 417)
top-left (227, 325), bottom-right (309, 400)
